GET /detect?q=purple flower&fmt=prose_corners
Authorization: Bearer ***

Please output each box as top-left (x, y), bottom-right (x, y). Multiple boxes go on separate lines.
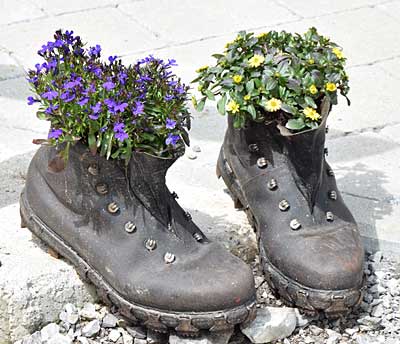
top-left (100, 126), bottom-right (107, 132)
top-left (175, 85), bottom-right (185, 94)
top-left (48, 128), bottom-right (63, 139)
top-left (35, 63), bottom-right (43, 73)
top-left (54, 39), bottom-right (64, 48)
top-left (60, 91), bottom-right (75, 103)
top-left (165, 133), bottom-right (180, 146)
top-left (115, 130), bottom-right (129, 142)
top-left (104, 98), bottom-right (116, 112)
top-left (41, 90), bottom-right (58, 100)
top-left (91, 102), bottom-right (102, 114)
top-left (168, 80), bottom-right (178, 87)
top-left (45, 104), bottom-right (59, 114)
top-left (77, 97), bottom-right (89, 106)
top-left (164, 94), bottom-right (174, 101)
top-left (89, 113), bottom-right (99, 120)
top-left (103, 81), bottom-right (115, 91)
top-left (167, 59), bottom-right (178, 67)
top-left (166, 118), bottom-right (176, 129)
top-left (132, 101), bottom-right (144, 115)
top-left (27, 76), bottom-right (38, 84)
top-left (118, 72), bottom-right (127, 85)
top-left (88, 44), bottom-right (101, 57)
top-left (64, 78), bottom-right (81, 89)
top-left (114, 102), bottom-right (128, 113)
top-left (113, 122), bottom-right (125, 132)
top-left (108, 55), bottom-right (118, 63)
top-left (27, 96), bottom-right (39, 105)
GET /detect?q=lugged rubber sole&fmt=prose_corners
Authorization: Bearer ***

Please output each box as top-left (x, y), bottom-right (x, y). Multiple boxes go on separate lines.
top-left (19, 191), bottom-right (256, 336)
top-left (216, 149), bottom-right (365, 318)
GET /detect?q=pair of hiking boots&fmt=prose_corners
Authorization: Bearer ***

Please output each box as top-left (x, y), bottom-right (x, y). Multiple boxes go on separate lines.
top-left (20, 100), bottom-right (364, 336)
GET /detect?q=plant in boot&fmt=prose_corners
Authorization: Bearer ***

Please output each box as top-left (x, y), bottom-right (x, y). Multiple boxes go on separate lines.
top-left (192, 27), bottom-right (349, 131)
top-left (27, 29), bottom-right (190, 164)
top-left (21, 30), bottom-right (256, 335)
top-left (194, 28), bottom-right (365, 317)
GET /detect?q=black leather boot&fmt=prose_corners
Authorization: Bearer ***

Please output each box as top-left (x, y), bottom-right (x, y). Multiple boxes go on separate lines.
top-left (216, 99), bottom-right (364, 317)
top-left (20, 143), bottom-right (256, 335)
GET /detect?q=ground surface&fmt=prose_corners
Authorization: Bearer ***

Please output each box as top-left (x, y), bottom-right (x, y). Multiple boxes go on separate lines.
top-left (1, 0), bottom-right (400, 343)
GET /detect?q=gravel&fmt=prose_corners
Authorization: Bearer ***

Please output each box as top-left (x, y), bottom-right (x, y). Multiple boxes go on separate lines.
top-left (14, 251), bottom-right (400, 344)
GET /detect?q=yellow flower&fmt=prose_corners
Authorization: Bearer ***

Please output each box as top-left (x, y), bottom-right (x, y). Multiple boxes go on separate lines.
top-left (332, 47), bottom-right (344, 59)
top-left (224, 41), bottom-right (234, 49)
top-left (196, 65), bottom-right (209, 73)
top-left (303, 107), bottom-right (321, 121)
top-left (265, 98), bottom-right (282, 112)
top-left (244, 94), bottom-right (251, 101)
top-left (257, 32), bottom-right (267, 39)
top-left (309, 84), bottom-right (318, 95)
top-left (248, 54), bottom-right (265, 68)
top-left (308, 58), bottom-right (315, 64)
top-left (226, 100), bottom-right (240, 114)
top-left (274, 72), bottom-right (280, 78)
top-left (325, 82), bottom-right (337, 92)
top-left (233, 74), bottom-right (243, 84)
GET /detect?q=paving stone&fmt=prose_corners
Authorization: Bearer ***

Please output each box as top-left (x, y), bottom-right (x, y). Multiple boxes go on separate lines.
top-left (33, 0), bottom-right (120, 16)
top-left (0, 0), bottom-right (45, 26)
top-left (0, 50), bottom-right (24, 80)
top-left (119, 0), bottom-right (299, 43)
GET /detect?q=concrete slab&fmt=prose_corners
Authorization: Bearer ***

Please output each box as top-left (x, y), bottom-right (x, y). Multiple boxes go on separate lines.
top-left (0, 0), bottom-right (45, 26)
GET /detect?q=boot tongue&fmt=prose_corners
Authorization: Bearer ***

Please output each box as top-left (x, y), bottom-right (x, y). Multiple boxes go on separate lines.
top-left (127, 152), bottom-right (176, 225)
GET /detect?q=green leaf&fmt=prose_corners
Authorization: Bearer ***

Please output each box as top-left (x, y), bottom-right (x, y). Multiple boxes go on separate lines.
top-left (246, 80), bottom-right (254, 93)
top-left (265, 79), bottom-right (278, 91)
top-left (195, 98), bottom-right (206, 112)
top-left (247, 104), bottom-right (257, 120)
top-left (217, 94), bottom-right (227, 115)
top-left (281, 103), bottom-right (296, 115)
top-left (204, 90), bottom-right (215, 101)
top-left (304, 96), bottom-right (317, 108)
top-left (37, 112), bottom-right (47, 120)
top-left (286, 118), bottom-right (306, 131)
top-left (106, 132), bottom-right (114, 160)
top-left (88, 133), bottom-right (97, 154)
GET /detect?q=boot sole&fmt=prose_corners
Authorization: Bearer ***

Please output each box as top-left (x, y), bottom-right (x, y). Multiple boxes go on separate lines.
top-left (216, 149), bottom-right (364, 318)
top-left (19, 190), bottom-right (256, 336)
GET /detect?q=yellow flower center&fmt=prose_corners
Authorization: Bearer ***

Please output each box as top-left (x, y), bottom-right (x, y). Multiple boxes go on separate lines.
top-left (248, 54), bottom-right (265, 68)
top-left (325, 82), bottom-right (337, 92)
top-left (196, 65), bottom-right (209, 73)
top-left (244, 94), bottom-right (251, 101)
top-left (226, 100), bottom-right (240, 114)
top-left (233, 75), bottom-right (243, 84)
top-left (303, 107), bottom-right (321, 121)
top-left (332, 47), bottom-right (344, 59)
top-left (257, 32), bottom-right (267, 39)
top-left (308, 58), bottom-right (314, 64)
top-left (265, 98), bottom-right (282, 112)
top-left (309, 84), bottom-right (318, 95)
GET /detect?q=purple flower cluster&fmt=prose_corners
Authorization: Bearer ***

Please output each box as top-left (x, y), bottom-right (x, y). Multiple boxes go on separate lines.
top-left (27, 29), bottom-right (190, 159)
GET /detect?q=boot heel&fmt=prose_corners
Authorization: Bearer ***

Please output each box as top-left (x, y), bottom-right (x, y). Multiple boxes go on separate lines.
top-left (233, 196), bottom-right (244, 209)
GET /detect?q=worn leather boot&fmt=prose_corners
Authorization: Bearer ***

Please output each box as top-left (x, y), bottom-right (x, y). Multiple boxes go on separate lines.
top-left (20, 143), bottom-right (256, 335)
top-left (216, 99), bottom-right (364, 317)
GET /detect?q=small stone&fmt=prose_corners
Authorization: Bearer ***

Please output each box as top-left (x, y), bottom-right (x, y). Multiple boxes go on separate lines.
top-left (108, 329), bottom-right (121, 342)
top-left (40, 323), bottom-right (60, 342)
top-left (372, 304), bottom-right (385, 317)
top-left (294, 308), bottom-right (312, 327)
top-left (102, 313), bottom-right (118, 328)
top-left (355, 333), bottom-right (375, 344)
top-left (241, 307), bottom-right (297, 343)
top-left (21, 331), bottom-right (42, 344)
top-left (386, 279), bottom-right (399, 296)
top-left (169, 329), bottom-right (233, 344)
top-left (60, 303), bottom-right (80, 325)
top-left (344, 327), bottom-right (359, 336)
top-left (326, 329), bottom-right (341, 344)
top-left (309, 325), bottom-right (323, 336)
top-left (370, 251), bottom-right (383, 263)
top-left (80, 303), bottom-right (98, 319)
top-left (134, 339), bottom-right (147, 344)
top-left (46, 333), bottom-right (73, 344)
top-left (122, 332), bottom-right (134, 344)
top-left (187, 152), bottom-right (197, 160)
top-left (126, 326), bottom-right (147, 340)
top-left (192, 145), bottom-right (201, 153)
top-left (254, 276), bottom-right (264, 288)
top-left (77, 337), bottom-right (90, 344)
top-left (81, 319), bottom-right (101, 337)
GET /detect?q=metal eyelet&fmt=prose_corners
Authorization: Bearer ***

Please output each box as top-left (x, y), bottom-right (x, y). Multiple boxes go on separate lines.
top-left (96, 182), bottom-right (108, 195)
top-left (124, 221), bottom-right (136, 233)
top-left (88, 163), bottom-right (98, 176)
top-left (267, 178), bottom-right (278, 190)
top-left (325, 126), bottom-right (329, 134)
top-left (171, 191), bottom-right (179, 199)
top-left (107, 202), bottom-right (119, 214)
top-left (290, 219), bottom-right (301, 230)
top-left (164, 252), bottom-right (176, 264)
top-left (279, 200), bottom-right (290, 211)
top-left (328, 190), bottom-right (337, 200)
top-left (324, 148), bottom-right (329, 156)
top-left (326, 211), bottom-right (334, 222)
top-left (248, 144), bottom-right (259, 153)
top-left (257, 157), bottom-right (268, 169)
top-left (327, 168), bottom-right (334, 177)
top-left (193, 232), bottom-right (203, 242)
top-left (145, 238), bottom-right (157, 251)
top-left (185, 212), bottom-right (192, 221)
